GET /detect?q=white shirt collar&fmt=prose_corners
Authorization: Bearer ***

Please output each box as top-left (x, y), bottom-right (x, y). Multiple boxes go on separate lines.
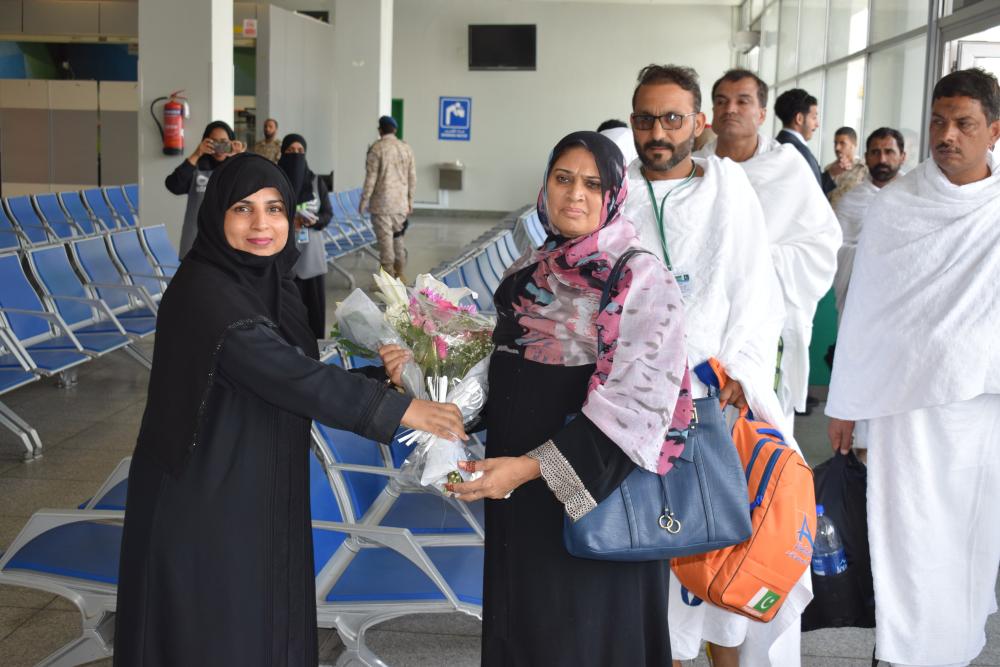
top-left (782, 127), bottom-right (806, 144)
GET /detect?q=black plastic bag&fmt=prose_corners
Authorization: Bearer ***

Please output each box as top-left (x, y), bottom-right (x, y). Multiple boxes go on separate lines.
top-left (802, 450), bottom-right (876, 631)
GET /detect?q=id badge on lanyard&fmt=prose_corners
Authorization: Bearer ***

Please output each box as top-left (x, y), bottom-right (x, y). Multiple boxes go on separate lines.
top-left (645, 168), bottom-right (696, 302)
top-left (297, 227), bottom-right (309, 244)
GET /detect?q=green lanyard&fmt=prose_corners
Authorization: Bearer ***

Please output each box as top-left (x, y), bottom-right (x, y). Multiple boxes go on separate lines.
top-left (643, 163), bottom-right (697, 271)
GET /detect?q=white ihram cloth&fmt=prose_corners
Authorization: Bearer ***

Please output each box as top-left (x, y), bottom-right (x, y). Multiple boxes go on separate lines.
top-left (865, 395), bottom-right (1000, 667)
top-left (698, 133), bottom-right (841, 425)
top-left (827, 155), bottom-right (1000, 666)
top-left (624, 155), bottom-right (812, 666)
top-left (831, 175), bottom-right (879, 320)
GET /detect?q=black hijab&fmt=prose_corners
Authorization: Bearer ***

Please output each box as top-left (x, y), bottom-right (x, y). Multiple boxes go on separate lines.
top-left (196, 120), bottom-right (237, 172)
top-left (277, 133), bottom-right (315, 205)
top-left (137, 153), bottom-right (318, 475)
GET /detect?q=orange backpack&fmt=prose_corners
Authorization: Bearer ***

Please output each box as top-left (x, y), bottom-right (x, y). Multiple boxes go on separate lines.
top-left (671, 359), bottom-right (817, 623)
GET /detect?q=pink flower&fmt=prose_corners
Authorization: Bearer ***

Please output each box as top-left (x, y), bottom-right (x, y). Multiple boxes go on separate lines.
top-left (434, 336), bottom-right (449, 360)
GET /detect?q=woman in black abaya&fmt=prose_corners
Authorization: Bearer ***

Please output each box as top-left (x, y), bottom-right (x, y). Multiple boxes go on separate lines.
top-left (114, 153), bottom-right (466, 667)
top-left (277, 133), bottom-right (333, 339)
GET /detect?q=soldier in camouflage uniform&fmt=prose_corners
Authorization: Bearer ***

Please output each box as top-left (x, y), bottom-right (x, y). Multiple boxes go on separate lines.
top-left (359, 115), bottom-right (416, 279)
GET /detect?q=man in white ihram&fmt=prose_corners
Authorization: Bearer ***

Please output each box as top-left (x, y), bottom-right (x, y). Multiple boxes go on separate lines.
top-left (621, 64), bottom-right (801, 667)
top-left (831, 126), bottom-right (906, 322)
top-left (827, 67), bottom-right (1000, 667)
top-left (697, 69), bottom-right (841, 434)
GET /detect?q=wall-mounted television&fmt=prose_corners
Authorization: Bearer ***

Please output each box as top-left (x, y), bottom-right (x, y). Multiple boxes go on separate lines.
top-left (468, 24), bottom-right (536, 71)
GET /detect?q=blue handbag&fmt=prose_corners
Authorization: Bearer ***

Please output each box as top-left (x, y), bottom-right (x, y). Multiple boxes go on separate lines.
top-left (562, 250), bottom-right (753, 562)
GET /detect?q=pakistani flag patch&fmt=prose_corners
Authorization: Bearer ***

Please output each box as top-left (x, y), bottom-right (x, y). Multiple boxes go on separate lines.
top-left (744, 587), bottom-right (782, 616)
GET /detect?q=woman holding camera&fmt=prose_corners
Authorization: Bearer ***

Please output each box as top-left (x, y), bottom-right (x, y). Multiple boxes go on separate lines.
top-left (165, 120), bottom-right (246, 258)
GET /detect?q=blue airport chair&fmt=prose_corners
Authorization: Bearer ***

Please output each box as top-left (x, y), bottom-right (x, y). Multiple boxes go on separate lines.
top-left (503, 232), bottom-right (522, 263)
top-left (107, 231), bottom-right (169, 301)
top-left (0, 508), bottom-right (122, 665)
top-left (310, 427), bottom-right (484, 664)
top-left (475, 252), bottom-right (501, 295)
top-left (59, 192), bottom-right (104, 235)
top-left (33, 193), bottom-right (80, 240)
top-left (103, 188), bottom-right (137, 227)
top-left (0, 326), bottom-right (41, 460)
top-left (70, 238), bottom-right (158, 336)
top-left (458, 261), bottom-right (494, 313)
top-left (82, 189), bottom-right (122, 231)
top-left (0, 205), bottom-right (24, 252)
top-left (486, 238), bottom-right (513, 280)
top-left (139, 225), bottom-right (180, 277)
top-left (122, 184), bottom-right (139, 211)
top-left (77, 457), bottom-right (131, 511)
top-left (5, 196), bottom-right (51, 245)
top-left (492, 234), bottom-right (516, 271)
top-left (0, 253), bottom-right (133, 366)
top-left (27, 246), bottom-right (151, 367)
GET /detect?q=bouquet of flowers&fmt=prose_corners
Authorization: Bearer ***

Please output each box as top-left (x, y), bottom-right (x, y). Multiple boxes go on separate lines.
top-left (333, 270), bottom-right (495, 491)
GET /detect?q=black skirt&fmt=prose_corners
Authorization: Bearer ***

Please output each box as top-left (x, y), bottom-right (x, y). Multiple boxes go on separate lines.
top-left (481, 351), bottom-right (671, 667)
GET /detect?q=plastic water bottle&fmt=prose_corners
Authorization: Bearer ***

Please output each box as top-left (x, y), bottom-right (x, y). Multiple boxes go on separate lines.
top-left (811, 505), bottom-right (848, 576)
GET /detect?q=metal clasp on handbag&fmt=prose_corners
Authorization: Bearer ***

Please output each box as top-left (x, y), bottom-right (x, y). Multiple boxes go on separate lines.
top-left (659, 508), bottom-right (682, 534)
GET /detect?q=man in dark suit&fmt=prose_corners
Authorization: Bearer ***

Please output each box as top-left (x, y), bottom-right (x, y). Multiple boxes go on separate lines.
top-left (774, 88), bottom-right (823, 187)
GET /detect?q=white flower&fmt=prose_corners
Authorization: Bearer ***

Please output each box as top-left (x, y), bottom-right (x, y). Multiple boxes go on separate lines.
top-left (413, 273), bottom-right (477, 304)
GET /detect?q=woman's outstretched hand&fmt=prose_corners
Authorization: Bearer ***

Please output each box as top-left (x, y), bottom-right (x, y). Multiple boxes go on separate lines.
top-left (446, 457), bottom-right (540, 502)
top-left (378, 344), bottom-right (411, 387)
top-left (401, 399), bottom-right (468, 442)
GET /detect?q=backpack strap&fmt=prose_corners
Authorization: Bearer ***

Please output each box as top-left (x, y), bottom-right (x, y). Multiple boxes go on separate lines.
top-left (599, 248), bottom-right (653, 312)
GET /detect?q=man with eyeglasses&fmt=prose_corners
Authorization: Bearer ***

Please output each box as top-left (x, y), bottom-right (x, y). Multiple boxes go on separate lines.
top-left (622, 63), bottom-right (793, 667)
top-left (697, 69), bottom-right (840, 436)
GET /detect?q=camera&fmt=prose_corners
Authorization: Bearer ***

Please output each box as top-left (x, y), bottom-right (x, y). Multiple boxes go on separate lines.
top-left (212, 140), bottom-right (233, 154)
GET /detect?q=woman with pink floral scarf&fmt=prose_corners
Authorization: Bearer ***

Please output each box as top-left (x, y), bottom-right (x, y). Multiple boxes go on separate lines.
top-left (383, 131), bottom-right (691, 665)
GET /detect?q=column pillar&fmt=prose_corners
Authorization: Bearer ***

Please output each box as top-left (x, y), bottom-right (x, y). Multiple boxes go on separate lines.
top-left (137, 0), bottom-right (233, 246)
top-left (333, 0), bottom-right (393, 190)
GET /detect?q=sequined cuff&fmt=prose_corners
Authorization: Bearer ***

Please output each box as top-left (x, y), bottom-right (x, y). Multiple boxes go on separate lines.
top-left (526, 440), bottom-right (597, 522)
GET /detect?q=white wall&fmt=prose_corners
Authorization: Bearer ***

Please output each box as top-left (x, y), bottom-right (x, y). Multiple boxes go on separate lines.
top-left (137, 0), bottom-right (232, 246)
top-left (392, 0), bottom-right (733, 212)
top-left (257, 5), bottom-right (338, 175)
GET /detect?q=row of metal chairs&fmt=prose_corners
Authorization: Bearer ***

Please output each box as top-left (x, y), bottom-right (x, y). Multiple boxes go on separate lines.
top-left (0, 222), bottom-right (179, 460)
top-left (0, 184), bottom-right (140, 250)
top-left (435, 212), bottom-right (535, 313)
top-left (321, 188), bottom-right (381, 289)
top-left (0, 350), bottom-right (485, 667)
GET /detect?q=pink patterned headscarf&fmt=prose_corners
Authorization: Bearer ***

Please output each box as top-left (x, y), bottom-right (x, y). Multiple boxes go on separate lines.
top-left (494, 131), bottom-right (692, 474)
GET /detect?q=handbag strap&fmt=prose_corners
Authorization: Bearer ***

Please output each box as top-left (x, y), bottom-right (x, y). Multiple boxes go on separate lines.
top-left (599, 248), bottom-right (653, 312)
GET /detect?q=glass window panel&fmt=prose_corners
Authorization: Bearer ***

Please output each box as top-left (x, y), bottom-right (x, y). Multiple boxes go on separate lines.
top-left (798, 0), bottom-right (828, 74)
top-left (760, 2), bottom-right (780, 84)
top-left (870, 0), bottom-right (927, 43)
top-left (797, 70), bottom-right (825, 158)
top-left (864, 34), bottom-right (926, 170)
top-left (777, 0), bottom-right (800, 82)
top-left (828, 0), bottom-right (869, 61)
top-left (770, 84), bottom-right (792, 137)
top-left (821, 56), bottom-right (866, 165)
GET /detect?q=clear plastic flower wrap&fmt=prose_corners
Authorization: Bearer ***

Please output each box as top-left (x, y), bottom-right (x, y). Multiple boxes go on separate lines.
top-left (332, 270), bottom-right (496, 492)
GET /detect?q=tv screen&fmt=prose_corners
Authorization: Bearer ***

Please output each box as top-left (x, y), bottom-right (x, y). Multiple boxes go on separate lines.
top-left (468, 25), bottom-right (536, 71)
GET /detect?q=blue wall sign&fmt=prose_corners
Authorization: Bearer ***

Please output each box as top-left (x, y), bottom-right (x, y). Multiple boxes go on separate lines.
top-left (438, 96), bottom-right (471, 141)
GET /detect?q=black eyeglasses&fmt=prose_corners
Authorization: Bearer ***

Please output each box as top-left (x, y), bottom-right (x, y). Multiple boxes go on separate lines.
top-left (631, 112), bottom-right (698, 131)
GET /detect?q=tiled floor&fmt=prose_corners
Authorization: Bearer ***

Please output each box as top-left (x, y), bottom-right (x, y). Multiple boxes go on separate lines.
top-left (0, 215), bottom-right (997, 666)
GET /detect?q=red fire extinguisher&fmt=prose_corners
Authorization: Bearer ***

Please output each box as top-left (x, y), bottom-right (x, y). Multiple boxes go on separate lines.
top-left (150, 90), bottom-right (190, 156)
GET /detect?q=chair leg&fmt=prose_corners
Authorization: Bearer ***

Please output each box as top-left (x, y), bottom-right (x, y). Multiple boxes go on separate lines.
top-left (328, 261), bottom-right (356, 290)
top-left (121, 343), bottom-right (153, 370)
top-left (37, 611), bottom-right (114, 667)
top-left (0, 398), bottom-right (41, 460)
top-left (333, 613), bottom-right (392, 667)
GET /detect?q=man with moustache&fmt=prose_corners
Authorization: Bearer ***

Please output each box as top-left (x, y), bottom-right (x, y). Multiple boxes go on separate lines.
top-left (621, 64), bottom-right (799, 667)
top-left (827, 68), bottom-right (1000, 667)
top-left (831, 127), bottom-right (906, 321)
top-left (697, 69), bottom-right (840, 432)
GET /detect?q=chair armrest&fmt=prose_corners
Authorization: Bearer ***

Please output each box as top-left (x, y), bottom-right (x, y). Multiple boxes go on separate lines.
top-left (126, 273), bottom-right (171, 284)
top-left (45, 296), bottom-right (127, 335)
top-left (85, 282), bottom-right (158, 315)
